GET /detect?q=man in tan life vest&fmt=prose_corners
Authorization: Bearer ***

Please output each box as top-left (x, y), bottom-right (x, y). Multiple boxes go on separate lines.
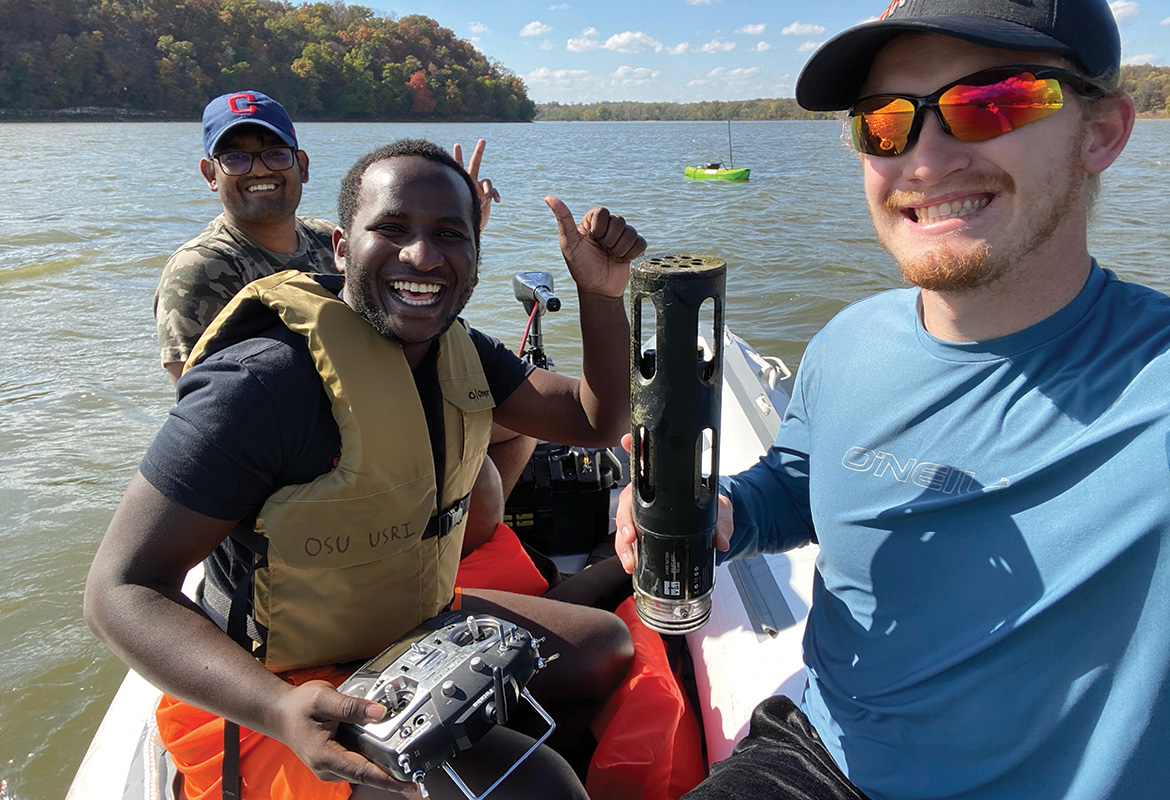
top-left (85, 138), bottom-right (645, 799)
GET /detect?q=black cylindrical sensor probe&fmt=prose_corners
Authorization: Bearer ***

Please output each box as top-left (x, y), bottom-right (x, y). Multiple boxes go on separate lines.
top-left (629, 253), bottom-right (725, 634)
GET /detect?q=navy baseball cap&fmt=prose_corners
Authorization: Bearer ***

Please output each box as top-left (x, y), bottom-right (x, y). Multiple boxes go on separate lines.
top-left (795, 0), bottom-right (1121, 111)
top-left (202, 91), bottom-right (298, 155)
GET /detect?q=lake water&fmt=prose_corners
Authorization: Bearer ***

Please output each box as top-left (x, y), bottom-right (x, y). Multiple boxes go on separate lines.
top-left (0, 119), bottom-right (1167, 799)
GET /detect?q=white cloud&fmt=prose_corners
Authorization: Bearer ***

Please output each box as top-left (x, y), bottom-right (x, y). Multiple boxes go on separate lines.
top-left (755, 42), bottom-right (772, 52)
top-left (698, 38), bottom-right (736, 53)
top-left (527, 66), bottom-right (666, 103)
top-left (613, 65), bottom-right (660, 84)
top-left (567, 27), bottom-right (600, 51)
top-left (1122, 52), bottom-right (1158, 64)
top-left (540, 39), bottom-right (553, 51)
top-left (668, 42), bottom-right (691, 54)
top-left (565, 28), bottom-right (664, 53)
top-left (684, 68), bottom-right (794, 99)
top-left (1160, 15), bottom-right (1170, 25)
top-left (688, 66), bottom-right (761, 87)
top-left (686, 0), bottom-right (716, 5)
top-left (548, 3), bottom-right (570, 9)
top-left (710, 67), bottom-right (760, 79)
top-left (468, 22), bottom-right (489, 36)
top-left (525, 66), bottom-right (593, 86)
top-left (1110, 1), bottom-right (1140, 23)
top-left (797, 40), bottom-right (822, 52)
top-left (736, 23), bottom-right (766, 35)
top-left (521, 21), bottom-right (551, 36)
top-left (604, 31), bottom-right (664, 53)
top-left (782, 21), bottom-right (826, 36)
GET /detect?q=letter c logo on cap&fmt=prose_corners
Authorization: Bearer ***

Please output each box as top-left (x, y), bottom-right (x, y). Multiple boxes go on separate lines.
top-left (228, 93), bottom-right (257, 115)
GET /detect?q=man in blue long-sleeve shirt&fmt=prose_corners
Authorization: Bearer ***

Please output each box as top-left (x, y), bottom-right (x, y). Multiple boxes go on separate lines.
top-left (618, 1), bottom-right (1167, 798)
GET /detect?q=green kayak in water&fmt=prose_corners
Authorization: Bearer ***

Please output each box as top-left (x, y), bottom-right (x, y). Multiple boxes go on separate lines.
top-left (685, 165), bottom-right (750, 181)
top-left (688, 121), bottom-right (750, 181)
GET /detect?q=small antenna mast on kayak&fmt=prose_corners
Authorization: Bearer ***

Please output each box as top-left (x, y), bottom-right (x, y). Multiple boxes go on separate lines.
top-left (727, 119), bottom-right (734, 168)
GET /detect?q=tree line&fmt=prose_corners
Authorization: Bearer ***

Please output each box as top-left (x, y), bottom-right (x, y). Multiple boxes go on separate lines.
top-left (0, 0), bottom-right (536, 121)
top-left (1120, 64), bottom-right (1170, 115)
top-left (536, 98), bottom-right (835, 122)
top-left (4, 1), bottom-right (1165, 125)
top-left (536, 65), bottom-right (1170, 121)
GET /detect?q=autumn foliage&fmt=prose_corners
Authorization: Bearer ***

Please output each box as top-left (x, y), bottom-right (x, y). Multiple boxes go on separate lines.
top-left (406, 70), bottom-right (436, 114)
top-left (0, 0), bottom-right (536, 121)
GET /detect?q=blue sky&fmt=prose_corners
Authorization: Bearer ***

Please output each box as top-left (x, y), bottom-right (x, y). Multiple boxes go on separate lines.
top-left (365, 0), bottom-right (1170, 103)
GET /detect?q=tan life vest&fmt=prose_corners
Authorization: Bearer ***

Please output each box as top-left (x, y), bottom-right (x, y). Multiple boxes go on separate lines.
top-left (187, 270), bottom-right (494, 671)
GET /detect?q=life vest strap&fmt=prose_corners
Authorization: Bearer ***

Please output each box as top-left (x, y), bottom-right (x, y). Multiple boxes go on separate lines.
top-left (422, 492), bottom-right (472, 540)
top-left (229, 525), bottom-right (269, 556)
top-left (222, 720), bottom-right (242, 800)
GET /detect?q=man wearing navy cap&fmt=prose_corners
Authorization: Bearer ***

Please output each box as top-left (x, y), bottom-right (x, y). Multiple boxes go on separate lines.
top-left (154, 92), bottom-right (501, 385)
top-left (154, 92), bottom-right (533, 498)
top-left (617, 0), bottom-right (1168, 798)
top-left (154, 91), bottom-right (335, 383)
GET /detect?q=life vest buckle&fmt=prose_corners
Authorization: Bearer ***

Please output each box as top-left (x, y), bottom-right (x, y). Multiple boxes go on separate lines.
top-left (423, 493), bottom-right (472, 540)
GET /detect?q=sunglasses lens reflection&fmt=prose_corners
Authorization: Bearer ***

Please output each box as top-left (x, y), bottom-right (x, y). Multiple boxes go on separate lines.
top-left (849, 71), bottom-right (1066, 157)
top-left (940, 76), bottom-right (1063, 143)
top-left (851, 97), bottom-right (915, 156)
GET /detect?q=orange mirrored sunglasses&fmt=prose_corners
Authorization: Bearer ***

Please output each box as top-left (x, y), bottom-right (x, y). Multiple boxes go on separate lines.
top-left (849, 66), bottom-right (1102, 157)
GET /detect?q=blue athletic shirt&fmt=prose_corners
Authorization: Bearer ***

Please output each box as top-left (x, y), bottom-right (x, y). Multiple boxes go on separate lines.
top-left (721, 263), bottom-right (1170, 800)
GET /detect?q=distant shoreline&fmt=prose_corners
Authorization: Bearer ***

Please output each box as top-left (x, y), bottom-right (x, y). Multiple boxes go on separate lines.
top-left (3, 107), bottom-right (1166, 123)
top-left (0, 108), bottom-right (526, 123)
top-left (0, 107), bottom-right (181, 122)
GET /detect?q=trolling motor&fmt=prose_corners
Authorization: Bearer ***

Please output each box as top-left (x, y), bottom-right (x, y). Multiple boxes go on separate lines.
top-left (512, 270), bottom-right (561, 371)
top-left (629, 254), bottom-right (726, 634)
top-left (504, 270), bottom-right (623, 555)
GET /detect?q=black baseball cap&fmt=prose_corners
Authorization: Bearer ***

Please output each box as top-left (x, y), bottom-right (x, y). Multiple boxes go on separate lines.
top-left (795, 0), bottom-right (1121, 111)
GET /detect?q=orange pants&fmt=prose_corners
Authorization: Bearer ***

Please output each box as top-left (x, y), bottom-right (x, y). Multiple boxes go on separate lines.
top-left (156, 529), bottom-right (550, 798)
top-left (156, 665), bottom-right (352, 800)
top-left (455, 523), bottom-right (550, 595)
top-left (586, 597), bottom-right (707, 800)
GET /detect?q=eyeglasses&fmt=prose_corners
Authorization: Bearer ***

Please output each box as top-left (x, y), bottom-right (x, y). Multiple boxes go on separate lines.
top-left (212, 146), bottom-right (297, 175)
top-left (848, 66), bottom-right (1102, 158)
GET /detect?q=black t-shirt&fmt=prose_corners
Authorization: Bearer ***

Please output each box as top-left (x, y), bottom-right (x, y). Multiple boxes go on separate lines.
top-left (142, 321), bottom-right (531, 518)
top-left (139, 312), bottom-right (533, 638)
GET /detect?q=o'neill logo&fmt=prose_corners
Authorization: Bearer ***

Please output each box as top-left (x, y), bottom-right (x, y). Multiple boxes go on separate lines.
top-left (228, 93), bottom-right (257, 115)
top-left (467, 387), bottom-right (491, 400)
top-left (841, 446), bottom-right (1005, 494)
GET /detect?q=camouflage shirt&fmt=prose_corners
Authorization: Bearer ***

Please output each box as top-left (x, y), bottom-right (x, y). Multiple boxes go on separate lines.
top-left (154, 213), bottom-right (338, 366)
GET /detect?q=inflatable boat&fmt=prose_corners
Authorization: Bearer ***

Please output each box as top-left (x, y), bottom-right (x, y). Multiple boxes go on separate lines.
top-left (67, 324), bottom-right (813, 798)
